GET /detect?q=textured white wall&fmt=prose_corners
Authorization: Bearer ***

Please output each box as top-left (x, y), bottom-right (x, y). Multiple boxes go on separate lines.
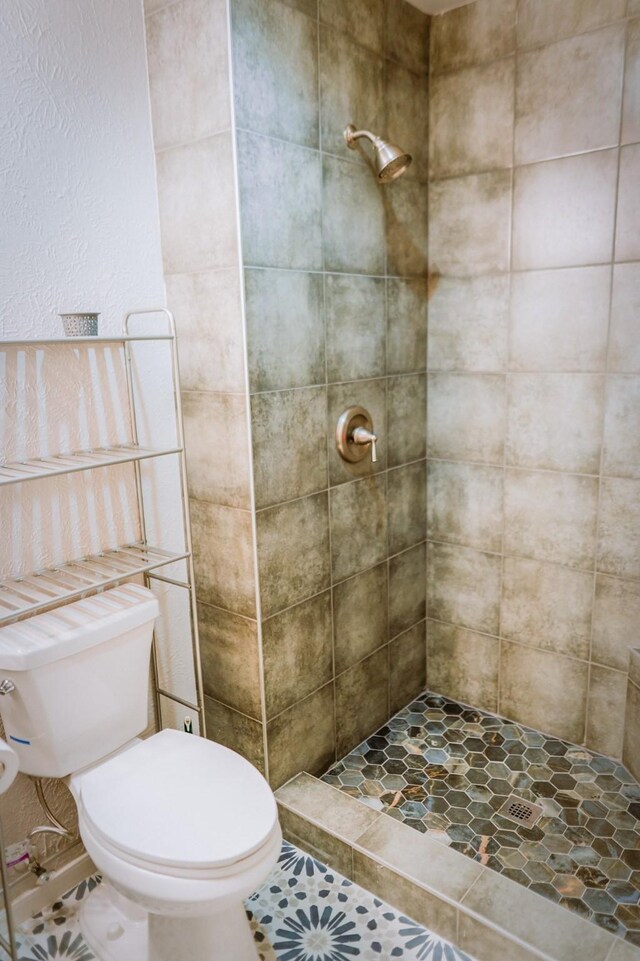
top-left (0, 0), bottom-right (196, 883)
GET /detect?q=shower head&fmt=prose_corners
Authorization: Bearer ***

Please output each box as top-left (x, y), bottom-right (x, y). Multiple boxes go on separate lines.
top-left (344, 124), bottom-right (412, 182)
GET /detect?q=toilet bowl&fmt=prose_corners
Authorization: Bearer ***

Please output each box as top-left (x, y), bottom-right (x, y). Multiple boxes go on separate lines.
top-left (0, 586), bottom-right (282, 961)
top-left (70, 728), bottom-right (282, 961)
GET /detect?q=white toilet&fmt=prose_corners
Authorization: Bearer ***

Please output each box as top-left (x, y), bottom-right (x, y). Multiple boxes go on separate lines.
top-left (0, 584), bottom-right (281, 961)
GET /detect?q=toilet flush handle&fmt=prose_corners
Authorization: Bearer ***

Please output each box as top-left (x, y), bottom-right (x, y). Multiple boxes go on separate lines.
top-left (0, 680), bottom-right (15, 696)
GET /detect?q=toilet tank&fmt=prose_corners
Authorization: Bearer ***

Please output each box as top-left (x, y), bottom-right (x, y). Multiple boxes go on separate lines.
top-left (0, 584), bottom-right (159, 778)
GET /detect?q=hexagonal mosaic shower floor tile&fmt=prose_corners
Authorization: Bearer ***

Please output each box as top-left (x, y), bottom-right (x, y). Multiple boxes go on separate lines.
top-left (323, 691), bottom-right (640, 947)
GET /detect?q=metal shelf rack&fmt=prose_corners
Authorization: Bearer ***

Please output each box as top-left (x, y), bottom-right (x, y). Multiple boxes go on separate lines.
top-left (0, 309), bottom-right (206, 960)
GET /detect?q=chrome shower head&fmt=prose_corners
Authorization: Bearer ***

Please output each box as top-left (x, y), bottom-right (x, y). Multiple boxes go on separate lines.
top-left (344, 124), bottom-right (412, 182)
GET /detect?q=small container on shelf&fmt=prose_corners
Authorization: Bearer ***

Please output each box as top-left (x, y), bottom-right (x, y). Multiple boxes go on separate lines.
top-left (59, 312), bottom-right (100, 336)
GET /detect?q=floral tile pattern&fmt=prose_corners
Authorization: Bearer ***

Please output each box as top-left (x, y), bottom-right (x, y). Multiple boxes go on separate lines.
top-left (13, 842), bottom-right (474, 961)
top-left (323, 690), bottom-right (640, 947)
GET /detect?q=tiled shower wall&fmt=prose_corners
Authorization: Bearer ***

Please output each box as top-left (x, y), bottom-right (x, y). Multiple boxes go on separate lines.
top-left (233, 0), bottom-right (430, 788)
top-left (426, 0), bottom-right (640, 757)
top-left (146, 0), bottom-right (430, 787)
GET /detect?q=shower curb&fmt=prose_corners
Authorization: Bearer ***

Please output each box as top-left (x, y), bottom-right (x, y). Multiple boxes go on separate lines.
top-left (276, 773), bottom-right (638, 961)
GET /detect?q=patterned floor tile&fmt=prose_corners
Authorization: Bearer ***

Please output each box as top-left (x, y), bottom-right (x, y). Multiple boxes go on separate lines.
top-left (12, 842), bottom-right (474, 961)
top-left (323, 690), bottom-right (640, 947)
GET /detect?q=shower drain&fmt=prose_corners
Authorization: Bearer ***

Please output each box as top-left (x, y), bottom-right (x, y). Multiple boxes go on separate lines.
top-left (497, 794), bottom-right (543, 828)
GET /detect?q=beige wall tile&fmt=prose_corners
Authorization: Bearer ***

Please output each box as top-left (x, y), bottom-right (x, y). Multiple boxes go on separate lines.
top-left (233, 0), bottom-right (319, 148)
top-left (592, 574), bottom-right (640, 672)
top-left (427, 373), bottom-right (505, 465)
top-left (630, 649), bottom-right (640, 688)
top-left (146, 0), bottom-right (230, 151)
top-left (430, 0), bottom-right (516, 74)
top-left (387, 374), bottom-right (427, 468)
top-left (390, 622), bottom-right (427, 713)
top-left (504, 469), bottom-right (598, 569)
top-left (385, 178), bottom-right (429, 278)
top-left (330, 475), bottom-right (388, 582)
top-left (509, 267), bottom-right (610, 372)
top-left (356, 814), bottom-right (482, 901)
top-left (251, 387), bottom-right (328, 509)
top-left (388, 542), bottom-right (426, 638)
top-left (278, 805), bottom-right (354, 878)
top-left (275, 771), bottom-right (380, 839)
top-left (506, 373), bottom-right (604, 474)
top-left (427, 461), bottom-right (504, 552)
top-left (597, 477), bottom-right (640, 578)
top-left (191, 500), bottom-right (256, 617)
top-left (624, 678), bottom-right (640, 782)
top-left (385, 0), bottom-right (430, 74)
top-left (460, 866), bottom-right (614, 961)
top-left (616, 144), bottom-right (640, 262)
top-left (156, 132), bottom-right (238, 274)
top-left (622, 18), bottom-right (640, 144)
top-left (428, 274), bottom-right (509, 372)
top-left (427, 542), bottom-right (502, 635)
top-left (183, 390), bottom-right (251, 508)
top-left (587, 664), bottom-right (627, 758)
top-left (610, 264), bottom-right (640, 373)
top-left (387, 461), bottom-right (427, 555)
top-left (333, 564), bottom-right (388, 675)
top-left (319, 0), bottom-right (385, 55)
top-left (603, 375), bottom-right (640, 478)
top-left (257, 492), bottom-right (331, 616)
top-left (199, 604), bottom-right (262, 718)
top-left (457, 912), bottom-right (544, 961)
top-left (427, 620), bottom-right (500, 712)
top-left (245, 268), bottom-right (325, 392)
top-left (335, 647), bottom-right (389, 756)
top-left (501, 557), bottom-right (593, 660)
top-left (322, 155), bottom-right (385, 275)
top-left (608, 933), bottom-right (640, 961)
top-left (238, 130), bottom-right (322, 271)
top-left (387, 278), bottom-right (428, 375)
top-left (325, 274), bottom-right (385, 383)
top-left (204, 695), bottom-right (265, 772)
top-left (386, 61), bottom-right (429, 182)
top-left (430, 170), bottom-right (512, 277)
top-left (353, 851), bottom-right (458, 942)
top-left (263, 591), bottom-right (333, 719)
top-left (517, 0), bottom-right (627, 49)
top-left (430, 59), bottom-right (514, 179)
top-left (500, 641), bottom-right (588, 745)
top-left (515, 26), bottom-right (625, 165)
top-left (630, 0), bottom-right (640, 17)
top-left (319, 26), bottom-right (384, 163)
top-left (513, 150), bottom-right (618, 270)
top-left (167, 268), bottom-right (245, 394)
top-left (267, 682), bottom-right (335, 788)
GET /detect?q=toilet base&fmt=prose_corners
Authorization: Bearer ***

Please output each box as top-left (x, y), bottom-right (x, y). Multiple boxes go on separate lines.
top-left (79, 882), bottom-right (259, 961)
top-left (148, 905), bottom-right (259, 961)
top-left (80, 882), bottom-right (147, 961)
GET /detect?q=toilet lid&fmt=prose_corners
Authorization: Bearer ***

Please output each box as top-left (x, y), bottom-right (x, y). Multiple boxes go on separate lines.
top-left (78, 729), bottom-right (278, 870)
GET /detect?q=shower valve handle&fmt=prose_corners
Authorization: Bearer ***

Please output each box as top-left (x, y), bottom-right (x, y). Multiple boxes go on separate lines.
top-left (352, 427), bottom-right (378, 463)
top-left (336, 406), bottom-right (379, 465)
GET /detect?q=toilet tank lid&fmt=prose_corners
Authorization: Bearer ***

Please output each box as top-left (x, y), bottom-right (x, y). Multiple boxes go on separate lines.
top-left (0, 585), bottom-right (159, 671)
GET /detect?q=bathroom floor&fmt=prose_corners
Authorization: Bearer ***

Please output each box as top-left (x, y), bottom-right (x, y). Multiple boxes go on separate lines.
top-left (323, 691), bottom-right (640, 947)
top-left (12, 840), bottom-right (474, 961)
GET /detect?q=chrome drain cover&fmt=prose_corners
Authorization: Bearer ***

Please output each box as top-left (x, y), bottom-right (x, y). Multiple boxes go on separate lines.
top-left (498, 794), bottom-right (543, 828)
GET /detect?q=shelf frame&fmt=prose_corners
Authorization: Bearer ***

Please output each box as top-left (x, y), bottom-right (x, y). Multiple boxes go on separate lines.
top-left (0, 444), bottom-right (181, 486)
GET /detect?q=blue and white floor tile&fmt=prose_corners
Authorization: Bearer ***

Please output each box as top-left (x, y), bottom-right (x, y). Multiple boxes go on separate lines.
top-left (13, 842), bottom-right (475, 961)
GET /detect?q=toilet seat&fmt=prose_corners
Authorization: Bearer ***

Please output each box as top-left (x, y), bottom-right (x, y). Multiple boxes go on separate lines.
top-left (76, 729), bottom-right (278, 878)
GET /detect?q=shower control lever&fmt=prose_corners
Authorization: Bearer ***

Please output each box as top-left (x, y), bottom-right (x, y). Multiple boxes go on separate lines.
top-left (352, 427), bottom-right (378, 463)
top-left (336, 406), bottom-right (379, 465)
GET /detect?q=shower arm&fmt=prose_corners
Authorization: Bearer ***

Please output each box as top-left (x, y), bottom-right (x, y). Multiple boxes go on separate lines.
top-left (344, 127), bottom-right (383, 150)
